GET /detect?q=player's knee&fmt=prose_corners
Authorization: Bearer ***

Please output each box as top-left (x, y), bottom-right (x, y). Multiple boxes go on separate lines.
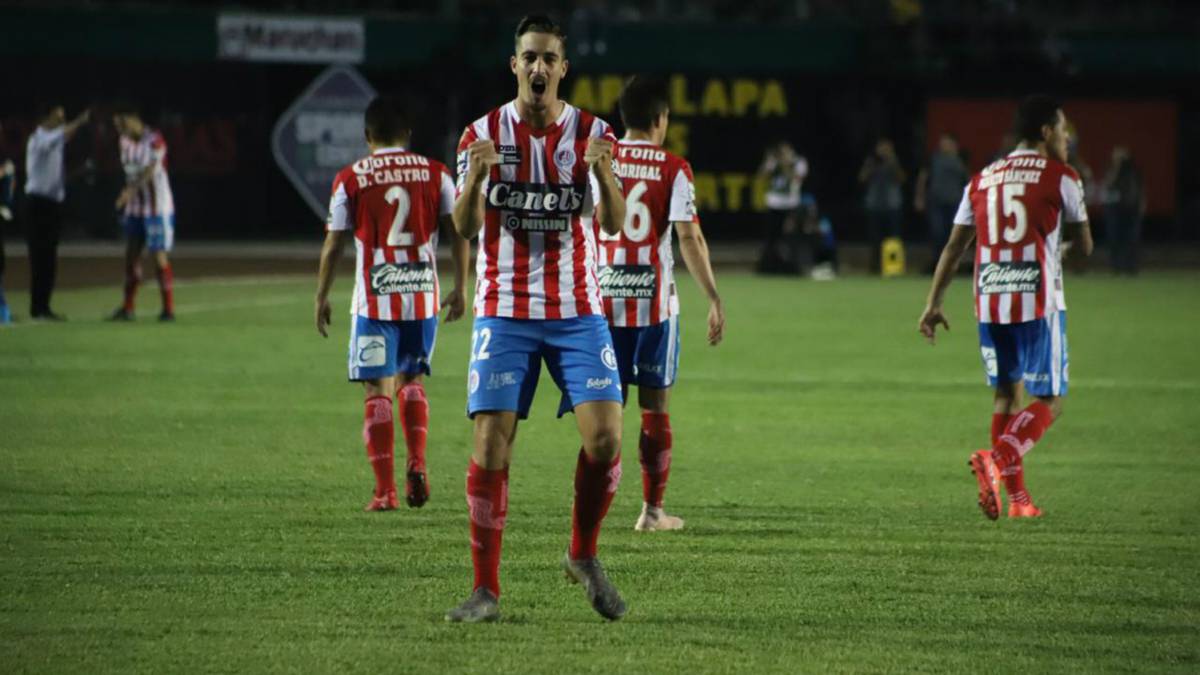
top-left (1040, 396), bottom-right (1064, 421)
top-left (583, 424), bottom-right (622, 461)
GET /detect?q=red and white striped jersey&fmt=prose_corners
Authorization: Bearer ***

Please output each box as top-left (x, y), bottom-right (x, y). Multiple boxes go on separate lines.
top-left (456, 101), bottom-right (616, 320)
top-left (327, 147), bottom-right (454, 321)
top-left (598, 140), bottom-right (696, 327)
top-left (119, 128), bottom-right (174, 219)
top-left (954, 149), bottom-right (1087, 324)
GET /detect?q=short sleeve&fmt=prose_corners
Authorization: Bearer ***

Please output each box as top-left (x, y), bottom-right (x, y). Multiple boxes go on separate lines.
top-left (438, 169), bottom-right (455, 216)
top-left (326, 175), bottom-right (350, 232)
top-left (1060, 172), bottom-right (1087, 223)
top-left (952, 184), bottom-right (974, 226)
top-left (455, 125), bottom-right (489, 198)
top-left (668, 161), bottom-right (697, 222)
top-left (150, 135), bottom-right (168, 165)
top-left (30, 128), bottom-right (65, 154)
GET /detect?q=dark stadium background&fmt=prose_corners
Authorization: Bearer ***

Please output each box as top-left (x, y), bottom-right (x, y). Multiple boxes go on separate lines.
top-left (1, 1), bottom-right (1198, 255)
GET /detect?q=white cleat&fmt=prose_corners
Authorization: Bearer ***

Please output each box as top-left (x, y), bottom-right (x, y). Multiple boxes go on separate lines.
top-left (634, 505), bottom-right (685, 532)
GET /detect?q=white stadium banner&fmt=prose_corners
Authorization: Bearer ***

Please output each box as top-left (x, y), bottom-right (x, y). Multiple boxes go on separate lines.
top-left (217, 14), bottom-right (365, 64)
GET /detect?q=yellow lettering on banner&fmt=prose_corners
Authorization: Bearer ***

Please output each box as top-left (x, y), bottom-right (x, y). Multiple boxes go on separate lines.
top-left (721, 173), bottom-right (748, 211)
top-left (569, 77), bottom-right (596, 112)
top-left (732, 80), bottom-right (760, 116)
top-left (665, 123), bottom-right (689, 157)
top-left (752, 176), bottom-right (769, 210)
top-left (700, 79), bottom-right (730, 116)
top-left (693, 173), bottom-right (719, 212)
top-left (670, 75), bottom-right (696, 116)
top-left (760, 80), bottom-right (787, 117)
top-left (599, 76), bottom-right (624, 114)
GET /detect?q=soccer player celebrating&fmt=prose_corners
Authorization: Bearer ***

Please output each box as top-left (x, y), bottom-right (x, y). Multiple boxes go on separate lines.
top-left (109, 103), bottom-right (177, 322)
top-left (918, 96), bottom-right (1093, 520)
top-left (445, 15), bottom-right (628, 623)
top-left (315, 96), bottom-right (469, 512)
top-left (601, 76), bottom-right (724, 532)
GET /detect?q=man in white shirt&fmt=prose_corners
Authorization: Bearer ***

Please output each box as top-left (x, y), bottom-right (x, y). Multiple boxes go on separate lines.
top-left (24, 104), bottom-right (89, 320)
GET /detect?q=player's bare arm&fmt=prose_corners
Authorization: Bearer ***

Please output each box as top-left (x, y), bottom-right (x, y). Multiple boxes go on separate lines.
top-left (62, 108), bottom-right (90, 141)
top-left (441, 214), bottom-right (469, 323)
top-left (918, 224), bottom-right (975, 345)
top-left (1063, 220), bottom-right (1094, 258)
top-left (452, 140), bottom-right (500, 240)
top-left (314, 229), bottom-right (348, 337)
top-left (586, 137), bottom-right (624, 235)
top-left (675, 218), bottom-right (725, 346)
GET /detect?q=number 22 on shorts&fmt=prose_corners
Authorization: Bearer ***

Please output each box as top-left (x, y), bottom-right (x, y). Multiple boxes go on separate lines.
top-left (471, 328), bottom-right (492, 362)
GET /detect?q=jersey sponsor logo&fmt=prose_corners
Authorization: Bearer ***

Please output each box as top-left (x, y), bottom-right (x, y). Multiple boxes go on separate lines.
top-left (356, 335), bottom-right (387, 367)
top-left (554, 145), bottom-right (576, 171)
top-left (597, 265), bottom-right (657, 299)
top-left (369, 262), bottom-right (436, 296)
top-left (978, 261), bottom-right (1041, 295)
top-left (601, 344), bottom-right (618, 371)
top-left (498, 144), bottom-right (522, 165)
top-left (586, 377), bottom-right (613, 390)
top-left (487, 181), bottom-right (587, 233)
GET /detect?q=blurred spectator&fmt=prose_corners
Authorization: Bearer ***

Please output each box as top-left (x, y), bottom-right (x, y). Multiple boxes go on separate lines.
top-left (24, 104), bottom-right (90, 320)
top-left (914, 132), bottom-right (968, 274)
top-left (0, 122), bottom-right (13, 324)
top-left (755, 141), bottom-right (808, 275)
top-left (1101, 146), bottom-right (1144, 275)
top-left (858, 138), bottom-right (905, 274)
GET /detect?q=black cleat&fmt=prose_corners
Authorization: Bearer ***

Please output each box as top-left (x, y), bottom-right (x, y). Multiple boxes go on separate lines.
top-left (107, 308), bottom-right (135, 321)
top-left (158, 310), bottom-right (175, 322)
top-left (563, 554), bottom-right (627, 621)
top-left (445, 588), bottom-right (500, 623)
top-left (405, 470), bottom-right (429, 508)
top-left (31, 310), bottom-right (67, 321)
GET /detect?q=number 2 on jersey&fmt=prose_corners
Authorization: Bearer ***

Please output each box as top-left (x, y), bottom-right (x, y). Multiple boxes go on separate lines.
top-left (384, 186), bottom-right (413, 246)
top-left (600, 181), bottom-right (651, 243)
top-left (985, 184), bottom-right (1027, 245)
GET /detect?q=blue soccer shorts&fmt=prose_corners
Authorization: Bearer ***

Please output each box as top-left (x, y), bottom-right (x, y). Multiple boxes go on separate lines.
top-left (608, 315), bottom-right (681, 390)
top-left (347, 314), bottom-right (437, 381)
top-left (978, 310), bottom-right (1068, 397)
top-left (122, 214), bottom-right (175, 252)
top-left (466, 315), bottom-right (624, 419)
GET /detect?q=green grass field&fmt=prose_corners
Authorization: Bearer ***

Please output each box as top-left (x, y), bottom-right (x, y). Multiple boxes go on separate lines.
top-left (2, 271), bottom-right (1198, 673)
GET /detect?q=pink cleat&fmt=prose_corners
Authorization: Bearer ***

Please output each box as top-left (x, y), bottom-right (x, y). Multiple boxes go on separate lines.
top-left (364, 490), bottom-right (399, 512)
top-left (969, 450), bottom-right (1002, 521)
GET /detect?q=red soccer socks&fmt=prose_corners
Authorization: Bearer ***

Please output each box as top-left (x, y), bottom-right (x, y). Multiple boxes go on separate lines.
top-left (122, 262), bottom-right (142, 312)
top-left (638, 411), bottom-right (672, 508)
top-left (362, 396), bottom-right (396, 500)
top-left (991, 412), bottom-right (1013, 447)
top-left (398, 382), bottom-right (429, 472)
top-left (992, 401), bottom-right (1055, 506)
top-left (156, 264), bottom-right (174, 315)
top-left (570, 449), bottom-right (622, 560)
top-left (467, 461), bottom-right (508, 596)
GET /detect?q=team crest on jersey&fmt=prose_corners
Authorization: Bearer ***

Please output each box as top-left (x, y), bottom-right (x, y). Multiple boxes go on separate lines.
top-left (597, 265), bottom-right (657, 299)
top-left (369, 262), bottom-right (436, 296)
top-left (554, 145), bottom-right (576, 171)
top-left (978, 261), bottom-right (1041, 295)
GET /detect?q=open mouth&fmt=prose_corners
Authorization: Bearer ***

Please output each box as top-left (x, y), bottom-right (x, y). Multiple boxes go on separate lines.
top-left (531, 78), bottom-right (547, 96)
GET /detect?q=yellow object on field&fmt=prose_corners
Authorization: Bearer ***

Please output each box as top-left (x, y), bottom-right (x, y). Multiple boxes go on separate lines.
top-left (881, 237), bottom-right (906, 277)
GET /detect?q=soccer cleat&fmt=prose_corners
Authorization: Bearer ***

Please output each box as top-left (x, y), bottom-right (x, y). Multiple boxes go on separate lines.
top-left (1008, 502), bottom-right (1044, 519)
top-left (31, 310), bottom-right (66, 321)
top-left (445, 587), bottom-right (500, 623)
top-left (405, 470), bottom-right (429, 508)
top-left (363, 490), bottom-right (399, 512)
top-left (634, 505), bottom-right (685, 532)
top-left (969, 450), bottom-right (1002, 521)
top-left (107, 308), bottom-right (135, 321)
top-left (158, 311), bottom-right (175, 322)
top-left (562, 554), bottom-right (627, 621)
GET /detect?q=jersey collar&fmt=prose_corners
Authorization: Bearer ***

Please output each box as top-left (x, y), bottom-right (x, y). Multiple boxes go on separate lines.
top-left (620, 138), bottom-right (658, 146)
top-left (1007, 148), bottom-right (1042, 157)
top-left (372, 146), bottom-right (406, 155)
top-left (507, 99), bottom-right (572, 135)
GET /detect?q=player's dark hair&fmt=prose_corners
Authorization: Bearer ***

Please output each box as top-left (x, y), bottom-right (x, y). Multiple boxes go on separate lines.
top-left (514, 14), bottom-right (566, 52)
top-left (619, 76), bottom-right (669, 132)
top-left (1013, 95), bottom-right (1062, 144)
top-left (363, 95), bottom-right (411, 144)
